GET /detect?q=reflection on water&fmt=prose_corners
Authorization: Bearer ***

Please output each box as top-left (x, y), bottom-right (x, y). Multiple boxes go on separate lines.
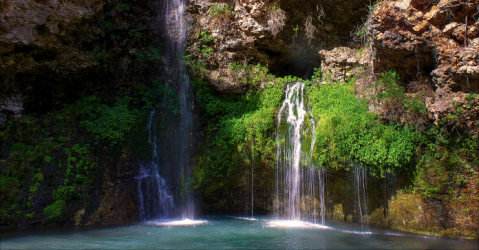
top-left (1, 216), bottom-right (477, 249)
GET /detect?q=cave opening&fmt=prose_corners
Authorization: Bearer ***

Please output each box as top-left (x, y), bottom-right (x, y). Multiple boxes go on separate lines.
top-left (269, 50), bottom-right (321, 81)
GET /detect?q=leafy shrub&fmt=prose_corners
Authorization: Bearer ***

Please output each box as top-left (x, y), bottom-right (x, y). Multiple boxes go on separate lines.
top-left (184, 32), bottom-right (215, 77)
top-left (208, 3), bottom-right (233, 29)
top-left (229, 62), bottom-right (269, 87)
top-left (209, 4), bottom-right (233, 19)
top-left (309, 76), bottom-right (419, 175)
top-left (81, 97), bottom-right (139, 145)
top-left (44, 155), bottom-right (53, 163)
top-left (374, 71), bottom-right (427, 127)
top-left (193, 76), bottom-right (285, 188)
top-left (43, 200), bottom-right (66, 219)
top-left (25, 212), bottom-right (35, 219)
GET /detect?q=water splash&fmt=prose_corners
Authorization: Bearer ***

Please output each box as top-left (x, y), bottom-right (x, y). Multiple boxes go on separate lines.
top-left (145, 219), bottom-right (208, 227)
top-left (266, 220), bottom-right (331, 229)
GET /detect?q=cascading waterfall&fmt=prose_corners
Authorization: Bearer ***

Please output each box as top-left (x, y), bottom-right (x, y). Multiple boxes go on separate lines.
top-left (136, 0), bottom-right (195, 221)
top-left (275, 82), bottom-right (326, 224)
top-left (136, 109), bottom-right (176, 220)
top-left (165, 0), bottom-right (195, 219)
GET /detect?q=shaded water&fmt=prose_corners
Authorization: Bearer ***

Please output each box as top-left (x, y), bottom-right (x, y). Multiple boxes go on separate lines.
top-left (1, 217), bottom-right (476, 249)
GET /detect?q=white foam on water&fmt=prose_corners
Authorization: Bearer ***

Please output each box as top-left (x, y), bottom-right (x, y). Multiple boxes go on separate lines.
top-left (385, 232), bottom-right (405, 236)
top-left (145, 219), bottom-right (208, 226)
top-left (234, 217), bottom-right (257, 221)
top-left (339, 230), bottom-right (375, 235)
top-left (265, 220), bottom-right (331, 230)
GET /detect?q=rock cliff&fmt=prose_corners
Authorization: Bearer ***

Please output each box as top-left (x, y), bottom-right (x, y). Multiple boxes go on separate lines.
top-left (186, 0), bottom-right (371, 92)
top-left (0, 0), bottom-right (165, 229)
top-left (370, 0), bottom-right (479, 133)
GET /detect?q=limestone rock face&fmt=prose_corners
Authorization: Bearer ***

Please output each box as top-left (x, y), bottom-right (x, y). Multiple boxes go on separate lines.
top-left (319, 47), bottom-right (371, 83)
top-left (0, 0), bottom-right (103, 75)
top-left (0, 0), bottom-right (104, 122)
top-left (369, 0), bottom-right (479, 132)
top-left (0, 0), bottom-right (162, 122)
top-left (187, 0), bottom-right (371, 93)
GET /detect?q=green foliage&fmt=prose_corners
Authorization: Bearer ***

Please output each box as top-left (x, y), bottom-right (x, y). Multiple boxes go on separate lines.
top-left (25, 212), bottom-right (35, 219)
top-left (184, 32), bottom-right (215, 77)
top-left (193, 76), bottom-right (286, 189)
top-left (10, 142), bottom-right (26, 153)
top-left (44, 155), bottom-right (53, 163)
top-left (355, 27), bottom-right (368, 37)
top-left (0, 175), bottom-right (20, 215)
top-left (198, 31), bottom-right (214, 43)
top-left (138, 77), bottom-right (180, 122)
top-left (132, 46), bottom-right (163, 63)
top-left (367, 0), bottom-right (383, 11)
top-left (309, 76), bottom-right (419, 175)
top-left (414, 128), bottom-right (479, 198)
top-left (266, 2), bottom-right (281, 11)
top-left (376, 71), bottom-right (426, 114)
top-left (115, 2), bottom-right (130, 11)
top-left (43, 200), bottom-right (66, 219)
top-left (229, 62), bottom-right (269, 86)
top-left (465, 93), bottom-right (477, 101)
top-left (27, 172), bottom-right (44, 207)
top-left (209, 4), bottom-right (233, 18)
top-left (81, 97), bottom-right (139, 145)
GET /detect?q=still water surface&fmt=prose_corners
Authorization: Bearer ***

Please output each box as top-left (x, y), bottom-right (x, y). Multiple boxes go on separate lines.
top-left (1, 216), bottom-right (477, 249)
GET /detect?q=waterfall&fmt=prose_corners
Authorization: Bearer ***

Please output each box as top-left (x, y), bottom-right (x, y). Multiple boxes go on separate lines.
top-left (165, 0), bottom-right (195, 219)
top-left (275, 82), bottom-right (326, 224)
top-left (136, 0), bottom-right (196, 222)
top-left (353, 164), bottom-right (368, 230)
top-left (136, 109), bottom-right (176, 221)
top-left (251, 137), bottom-right (254, 218)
